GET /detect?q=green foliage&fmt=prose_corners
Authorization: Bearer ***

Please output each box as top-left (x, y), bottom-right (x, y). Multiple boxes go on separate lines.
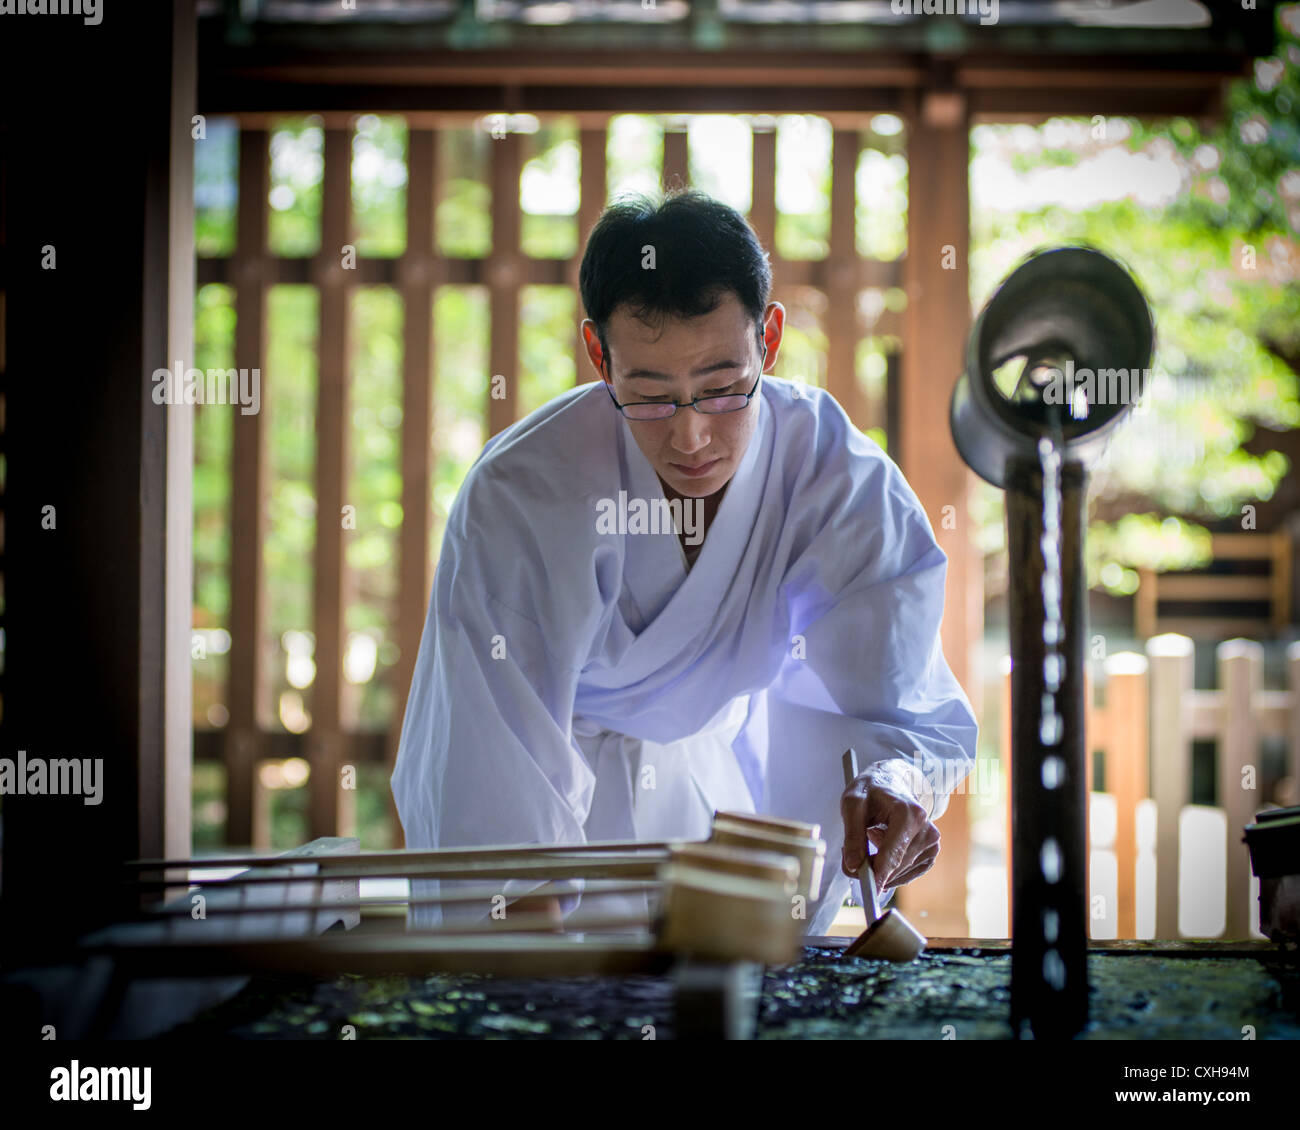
top-left (606, 114), bottom-right (663, 200)
top-left (1085, 514), bottom-right (1215, 597)
top-left (269, 117), bottom-right (324, 257)
top-left (776, 115), bottom-right (831, 259)
top-left (264, 285), bottom-right (319, 721)
top-left (192, 284), bottom-right (235, 726)
top-left (348, 287), bottom-right (404, 729)
top-left (193, 285), bottom-right (235, 623)
top-left (432, 285), bottom-right (488, 555)
top-left (352, 115), bottom-right (408, 257)
top-left (520, 119), bottom-right (579, 259)
top-left (520, 286), bottom-right (578, 415)
top-left (970, 7), bottom-right (1300, 595)
top-left (855, 147), bottom-right (908, 261)
top-left (437, 128), bottom-right (491, 257)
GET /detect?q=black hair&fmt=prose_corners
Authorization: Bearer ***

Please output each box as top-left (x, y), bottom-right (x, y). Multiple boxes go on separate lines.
top-left (578, 188), bottom-right (772, 366)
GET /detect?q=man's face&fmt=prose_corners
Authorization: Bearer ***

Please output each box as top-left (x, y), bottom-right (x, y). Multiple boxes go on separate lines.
top-left (584, 291), bottom-right (783, 499)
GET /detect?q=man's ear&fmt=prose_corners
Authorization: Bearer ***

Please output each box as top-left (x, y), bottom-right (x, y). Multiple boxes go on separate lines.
top-left (580, 319), bottom-right (608, 383)
top-left (761, 302), bottom-right (787, 372)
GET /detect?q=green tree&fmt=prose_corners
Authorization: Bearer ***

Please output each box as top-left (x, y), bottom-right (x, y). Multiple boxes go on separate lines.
top-left (969, 6), bottom-right (1299, 597)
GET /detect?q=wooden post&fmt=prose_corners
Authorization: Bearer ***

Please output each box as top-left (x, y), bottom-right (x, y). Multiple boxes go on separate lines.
top-left (826, 129), bottom-right (860, 426)
top-left (1105, 652), bottom-right (1149, 939)
top-left (309, 125), bottom-right (354, 840)
top-left (662, 124), bottom-right (689, 193)
top-left (488, 129), bottom-right (521, 436)
top-left (1147, 633), bottom-right (1193, 939)
top-left (572, 123), bottom-right (608, 385)
top-left (749, 123), bottom-right (776, 258)
top-left (0, 0), bottom-right (197, 960)
top-left (1134, 567), bottom-right (1157, 640)
top-left (750, 120), bottom-right (779, 396)
top-left (1217, 639), bottom-right (1262, 938)
top-left (227, 127), bottom-right (272, 850)
top-left (896, 93), bottom-right (976, 940)
top-left (389, 127), bottom-right (439, 842)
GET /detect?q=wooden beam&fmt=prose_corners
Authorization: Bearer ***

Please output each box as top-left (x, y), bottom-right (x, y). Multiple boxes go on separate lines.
top-left (1156, 575), bottom-right (1273, 601)
top-left (195, 726), bottom-right (388, 766)
top-left (198, 247), bottom-right (905, 292)
top-left (194, 36), bottom-right (1262, 95)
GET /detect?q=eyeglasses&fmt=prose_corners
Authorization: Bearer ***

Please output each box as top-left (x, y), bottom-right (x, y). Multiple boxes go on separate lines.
top-left (604, 340), bottom-right (768, 421)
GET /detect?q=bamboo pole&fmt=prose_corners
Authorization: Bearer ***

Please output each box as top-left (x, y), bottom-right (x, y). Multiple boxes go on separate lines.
top-left (125, 881), bottom-right (663, 922)
top-left (123, 838), bottom-right (678, 872)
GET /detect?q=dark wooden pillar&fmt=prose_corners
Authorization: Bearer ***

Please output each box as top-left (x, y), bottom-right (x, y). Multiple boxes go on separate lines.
top-left (309, 126), bottom-right (354, 839)
top-left (0, 1), bottom-right (196, 962)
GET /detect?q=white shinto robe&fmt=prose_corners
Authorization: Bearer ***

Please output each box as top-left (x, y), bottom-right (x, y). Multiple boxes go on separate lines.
top-left (391, 376), bottom-right (979, 935)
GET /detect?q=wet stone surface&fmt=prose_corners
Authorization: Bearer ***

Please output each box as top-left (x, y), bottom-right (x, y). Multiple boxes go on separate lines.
top-left (167, 969), bottom-right (677, 1040)
top-left (163, 944), bottom-right (1300, 1040)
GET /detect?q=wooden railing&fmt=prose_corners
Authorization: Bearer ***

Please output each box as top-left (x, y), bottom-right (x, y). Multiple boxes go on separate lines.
top-left (1134, 531), bottom-right (1292, 641)
top-left (1003, 634), bottom-right (1300, 940)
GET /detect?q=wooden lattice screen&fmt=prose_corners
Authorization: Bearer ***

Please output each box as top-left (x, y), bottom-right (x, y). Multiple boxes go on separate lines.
top-left (197, 114), bottom-right (907, 850)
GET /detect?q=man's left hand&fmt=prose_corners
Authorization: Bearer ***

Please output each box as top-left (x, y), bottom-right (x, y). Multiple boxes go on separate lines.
top-left (840, 758), bottom-right (940, 894)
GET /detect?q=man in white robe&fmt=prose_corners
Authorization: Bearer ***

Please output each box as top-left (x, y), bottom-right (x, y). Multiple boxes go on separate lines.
top-left (391, 190), bottom-right (979, 936)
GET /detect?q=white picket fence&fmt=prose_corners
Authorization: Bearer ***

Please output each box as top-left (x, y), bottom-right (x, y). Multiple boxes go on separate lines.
top-left (990, 635), bottom-right (1300, 940)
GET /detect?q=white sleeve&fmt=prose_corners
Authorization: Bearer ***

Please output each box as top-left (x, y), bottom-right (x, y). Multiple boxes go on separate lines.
top-left (770, 457), bottom-right (979, 824)
top-left (391, 526), bottom-right (596, 924)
